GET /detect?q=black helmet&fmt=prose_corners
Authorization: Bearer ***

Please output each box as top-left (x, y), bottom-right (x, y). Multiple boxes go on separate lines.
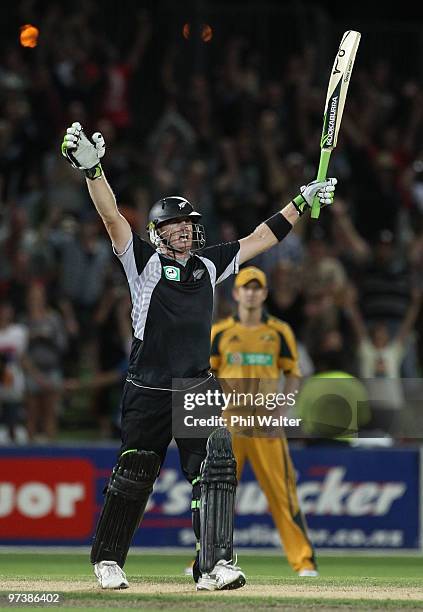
top-left (147, 196), bottom-right (205, 253)
top-left (148, 196), bottom-right (202, 227)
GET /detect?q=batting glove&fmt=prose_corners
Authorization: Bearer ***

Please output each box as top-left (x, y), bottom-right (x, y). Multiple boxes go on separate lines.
top-left (61, 122), bottom-right (105, 179)
top-left (293, 178), bottom-right (337, 215)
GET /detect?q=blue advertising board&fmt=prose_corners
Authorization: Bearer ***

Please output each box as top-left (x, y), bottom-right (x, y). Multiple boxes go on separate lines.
top-left (0, 445), bottom-right (419, 549)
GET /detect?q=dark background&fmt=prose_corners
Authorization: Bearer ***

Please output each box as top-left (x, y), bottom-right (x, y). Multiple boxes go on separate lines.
top-left (0, 1), bottom-right (422, 442)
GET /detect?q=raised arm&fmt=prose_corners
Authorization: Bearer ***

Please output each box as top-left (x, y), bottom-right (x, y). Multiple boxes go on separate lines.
top-left (331, 198), bottom-right (371, 263)
top-left (238, 179), bottom-right (337, 265)
top-left (342, 283), bottom-right (368, 342)
top-left (61, 122), bottom-right (131, 253)
top-left (86, 175), bottom-right (131, 253)
top-left (238, 204), bottom-right (295, 264)
top-left (395, 287), bottom-right (422, 345)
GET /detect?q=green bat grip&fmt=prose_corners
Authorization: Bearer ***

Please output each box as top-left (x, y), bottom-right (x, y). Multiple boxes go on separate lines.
top-left (311, 149), bottom-right (332, 219)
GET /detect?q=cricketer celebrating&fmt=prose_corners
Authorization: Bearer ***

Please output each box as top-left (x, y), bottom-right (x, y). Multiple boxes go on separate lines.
top-left (210, 266), bottom-right (317, 576)
top-left (61, 122), bottom-right (335, 591)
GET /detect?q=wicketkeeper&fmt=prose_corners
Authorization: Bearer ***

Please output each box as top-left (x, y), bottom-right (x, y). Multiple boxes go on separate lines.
top-left (61, 122), bottom-right (336, 591)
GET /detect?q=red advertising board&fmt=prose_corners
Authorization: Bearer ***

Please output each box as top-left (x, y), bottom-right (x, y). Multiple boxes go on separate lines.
top-left (0, 459), bottom-right (95, 539)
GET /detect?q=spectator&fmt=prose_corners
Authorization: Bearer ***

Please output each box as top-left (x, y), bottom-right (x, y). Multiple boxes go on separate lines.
top-left (266, 261), bottom-right (304, 331)
top-left (358, 229), bottom-right (411, 327)
top-left (0, 300), bottom-right (28, 441)
top-left (91, 282), bottom-right (131, 438)
top-left (56, 212), bottom-right (111, 341)
top-left (22, 281), bottom-right (67, 441)
top-left (302, 225), bottom-right (348, 299)
top-left (342, 283), bottom-right (422, 410)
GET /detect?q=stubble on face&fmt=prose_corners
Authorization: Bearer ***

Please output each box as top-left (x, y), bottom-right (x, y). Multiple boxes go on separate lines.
top-left (158, 219), bottom-right (193, 256)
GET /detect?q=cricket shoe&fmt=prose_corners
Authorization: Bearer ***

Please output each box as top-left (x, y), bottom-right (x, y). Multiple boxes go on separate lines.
top-left (298, 568), bottom-right (319, 577)
top-left (196, 559), bottom-right (246, 591)
top-left (94, 560), bottom-right (129, 589)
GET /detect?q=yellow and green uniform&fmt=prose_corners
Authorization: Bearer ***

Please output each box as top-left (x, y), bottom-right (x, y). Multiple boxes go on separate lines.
top-left (210, 314), bottom-right (316, 573)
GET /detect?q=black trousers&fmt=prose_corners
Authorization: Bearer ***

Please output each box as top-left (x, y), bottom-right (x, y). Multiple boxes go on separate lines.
top-left (120, 379), bottom-right (213, 481)
top-left (117, 375), bottom-right (229, 579)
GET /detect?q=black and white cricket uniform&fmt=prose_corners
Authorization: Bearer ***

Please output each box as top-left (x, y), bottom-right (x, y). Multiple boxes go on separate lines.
top-left (114, 230), bottom-right (240, 480)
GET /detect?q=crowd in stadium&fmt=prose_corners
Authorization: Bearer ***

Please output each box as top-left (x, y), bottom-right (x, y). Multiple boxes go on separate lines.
top-left (0, 3), bottom-right (422, 441)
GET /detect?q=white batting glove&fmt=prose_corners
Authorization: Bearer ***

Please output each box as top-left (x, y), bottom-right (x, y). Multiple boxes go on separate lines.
top-left (61, 122), bottom-right (105, 177)
top-left (293, 178), bottom-right (337, 215)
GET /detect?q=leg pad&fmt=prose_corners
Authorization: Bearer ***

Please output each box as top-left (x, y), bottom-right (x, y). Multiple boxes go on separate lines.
top-left (199, 428), bottom-right (237, 573)
top-left (90, 450), bottom-right (161, 567)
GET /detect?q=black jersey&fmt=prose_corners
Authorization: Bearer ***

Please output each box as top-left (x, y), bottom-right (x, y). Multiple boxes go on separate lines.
top-left (115, 231), bottom-right (240, 389)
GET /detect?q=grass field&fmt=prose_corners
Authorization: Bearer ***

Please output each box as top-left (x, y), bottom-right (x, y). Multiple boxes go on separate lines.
top-left (0, 552), bottom-right (423, 610)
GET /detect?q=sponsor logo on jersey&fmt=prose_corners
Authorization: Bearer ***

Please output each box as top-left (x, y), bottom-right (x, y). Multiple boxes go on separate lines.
top-left (163, 266), bottom-right (181, 281)
top-left (228, 335), bottom-right (241, 343)
top-left (227, 352), bottom-right (273, 366)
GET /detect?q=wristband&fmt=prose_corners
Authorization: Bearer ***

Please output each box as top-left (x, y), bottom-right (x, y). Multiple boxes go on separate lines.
top-left (292, 194), bottom-right (307, 216)
top-left (264, 213), bottom-right (293, 241)
top-left (84, 164), bottom-right (103, 180)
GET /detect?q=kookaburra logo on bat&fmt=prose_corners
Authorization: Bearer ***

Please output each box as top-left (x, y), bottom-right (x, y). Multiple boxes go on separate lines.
top-left (332, 30), bottom-right (352, 76)
top-left (333, 49), bottom-right (346, 75)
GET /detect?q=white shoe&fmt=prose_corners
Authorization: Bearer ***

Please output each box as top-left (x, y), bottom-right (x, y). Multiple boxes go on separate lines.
top-left (94, 560), bottom-right (129, 589)
top-left (298, 569), bottom-right (319, 577)
top-left (196, 559), bottom-right (246, 591)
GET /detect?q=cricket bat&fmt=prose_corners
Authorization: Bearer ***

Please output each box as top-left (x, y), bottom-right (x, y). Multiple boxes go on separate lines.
top-left (294, 30), bottom-right (361, 219)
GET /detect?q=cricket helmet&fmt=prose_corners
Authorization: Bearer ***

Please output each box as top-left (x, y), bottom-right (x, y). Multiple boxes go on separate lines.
top-left (147, 196), bottom-right (205, 252)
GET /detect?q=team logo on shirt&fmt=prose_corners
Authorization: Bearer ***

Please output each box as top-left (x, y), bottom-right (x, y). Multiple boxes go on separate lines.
top-left (228, 351), bottom-right (243, 365)
top-left (228, 335), bottom-right (241, 343)
top-left (193, 269), bottom-right (205, 280)
top-left (163, 266), bottom-right (181, 281)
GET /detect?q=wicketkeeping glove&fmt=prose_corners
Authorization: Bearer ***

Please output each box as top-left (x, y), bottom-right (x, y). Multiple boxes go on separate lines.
top-left (293, 178), bottom-right (337, 215)
top-left (61, 122), bottom-right (105, 179)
